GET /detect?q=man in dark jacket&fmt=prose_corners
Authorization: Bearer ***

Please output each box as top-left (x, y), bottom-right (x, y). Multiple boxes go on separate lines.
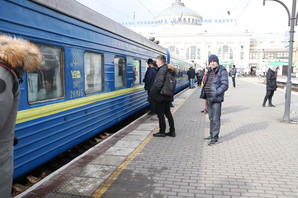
top-left (262, 66), bottom-right (278, 107)
top-left (187, 66), bottom-right (196, 88)
top-left (230, 65), bottom-right (237, 87)
top-left (196, 69), bottom-right (204, 86)
top-left (143, 58), bottom-right (158, 115)
top-left (149, 55), bottom-right (178, 137)
top-left (201, 54), bottom-right (229, 145)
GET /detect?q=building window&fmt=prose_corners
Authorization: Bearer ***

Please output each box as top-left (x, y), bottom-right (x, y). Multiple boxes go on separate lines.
top-left (84, 52), bottom-right (103, 94)
top-left (132, 59), bottom-right (141, 85)
top-left (168, 46), bottom-right (179, 55)
top-left (114, 57), bottom-right (126, 89)
top-left (27, 44), bottom-right (64, 103)
top-left (186, 46), bottom-right (200, 60)
top-left (218, 45), bottom-right (233, 59)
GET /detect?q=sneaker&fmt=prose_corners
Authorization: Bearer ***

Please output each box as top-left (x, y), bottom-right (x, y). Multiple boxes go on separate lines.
top-left (165, 131), bottom-right (176, 137)
top-left (204, 135), bottom-right (212, 140)
top-left (153, 132), bottom-right (166, 137)
top-left (208, 139), bottom-right (218, 146)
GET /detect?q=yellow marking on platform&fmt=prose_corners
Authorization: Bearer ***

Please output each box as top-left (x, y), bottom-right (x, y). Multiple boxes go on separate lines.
top-left (92, 127), bottom-right (158, 198)
top-left (92, 88), bottom-right (196, 198)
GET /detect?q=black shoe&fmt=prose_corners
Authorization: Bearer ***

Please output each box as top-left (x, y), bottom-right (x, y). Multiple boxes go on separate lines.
top-left (262, 104), bottom-right (266, 107)
top-left (153, 132), bottom-right (166, 137)
top-left (208, 139), bottom-right (218, 146)
top-left (147, 112), bottom-right (155, 115)
top-left (165, 131), bottom-right (176, 137)
top-left (269, 104), bottom-right (275, 107)
top-left (204, 135), bottom-right (212, 140)
top-left (170, 103), bottom-right (174, 107)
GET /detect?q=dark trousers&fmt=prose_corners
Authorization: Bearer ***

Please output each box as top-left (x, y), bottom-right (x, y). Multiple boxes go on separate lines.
top-left (156, 101), bottom-right (175, 133)
top-left (232, 77), bottom-right (236, 87)
top-left (147, 90), bottom-right (155, 113)
top-left (263, 90), bottom-right (275, 105)
top-left (207, 101), bottom-right (222, 141)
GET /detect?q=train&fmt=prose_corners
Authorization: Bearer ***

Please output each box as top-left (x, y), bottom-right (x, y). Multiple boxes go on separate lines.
top-left (0, 0), bottom-right (194, 179)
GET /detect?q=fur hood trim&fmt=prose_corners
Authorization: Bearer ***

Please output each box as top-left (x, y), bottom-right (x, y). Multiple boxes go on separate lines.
top-left (0, 35), bottom-right (42, 71)
top-left (167, 64), bottom-right (178, 75)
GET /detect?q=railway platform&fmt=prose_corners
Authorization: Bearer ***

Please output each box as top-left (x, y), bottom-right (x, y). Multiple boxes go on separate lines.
top-left (17, 77), bottom-right (298, 198)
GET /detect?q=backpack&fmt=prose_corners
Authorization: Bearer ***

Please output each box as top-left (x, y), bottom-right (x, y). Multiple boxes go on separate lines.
top-left (0, 62), bottom-right (21, 96)
top-left (160, 66), bottom-right (176, 97)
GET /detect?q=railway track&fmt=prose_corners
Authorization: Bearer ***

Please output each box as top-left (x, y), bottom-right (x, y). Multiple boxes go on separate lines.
top-left (11, 108), bottom-right (148, 197)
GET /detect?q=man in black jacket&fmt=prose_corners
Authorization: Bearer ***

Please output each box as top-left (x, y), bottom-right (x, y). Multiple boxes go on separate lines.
top-left (187, 66), bottom-right (196, 88)
top-left (149, 55), bottom-right (178, 137)
top-left (262, 66), bottom-right (278, 107)
top-left (143, 58), bottom-right (158, 115)
top-left (201, 54), bottom-right (229, 145)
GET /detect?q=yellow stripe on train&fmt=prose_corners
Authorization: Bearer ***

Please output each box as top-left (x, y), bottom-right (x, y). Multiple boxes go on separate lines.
top-left (16, 86), bottom-right (144, 124)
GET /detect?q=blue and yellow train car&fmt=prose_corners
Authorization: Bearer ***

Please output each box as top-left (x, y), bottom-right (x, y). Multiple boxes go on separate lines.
top-left (0, 0), bottom-right (194, 179)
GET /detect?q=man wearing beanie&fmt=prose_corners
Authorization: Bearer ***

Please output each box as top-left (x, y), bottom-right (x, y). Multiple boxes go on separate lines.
top-left (200, 54), bottom-right (229, 145)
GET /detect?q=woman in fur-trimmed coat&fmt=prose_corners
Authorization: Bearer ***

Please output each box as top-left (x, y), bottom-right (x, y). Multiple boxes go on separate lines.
top-left (0, 35), bottom-right (41, 197)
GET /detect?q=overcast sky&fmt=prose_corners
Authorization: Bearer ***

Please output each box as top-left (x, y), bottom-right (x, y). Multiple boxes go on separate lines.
top-left (76, 0), bottom-right (294, 36)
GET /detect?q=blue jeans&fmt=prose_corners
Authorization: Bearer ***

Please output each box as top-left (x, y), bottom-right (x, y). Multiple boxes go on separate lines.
top-left (189, 78), bottom-right (195, 88)
top-left (207, 101), bottom-right (222, 141)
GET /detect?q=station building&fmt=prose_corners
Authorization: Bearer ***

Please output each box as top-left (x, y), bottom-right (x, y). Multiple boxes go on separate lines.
top-left (122, 0), bottom-right (297, 76)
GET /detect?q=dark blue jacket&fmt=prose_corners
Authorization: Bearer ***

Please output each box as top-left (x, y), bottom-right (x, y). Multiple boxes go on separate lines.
top-left (187, 68), bottom-right (196, 79)
top-left (201, 65), bottom-right (229, 102)
top-left (143, 66), bottom-right (158, 90)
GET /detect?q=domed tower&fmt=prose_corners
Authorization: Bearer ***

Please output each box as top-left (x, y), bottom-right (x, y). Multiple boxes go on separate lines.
top-left (155, 0), bottom-right (203, 26)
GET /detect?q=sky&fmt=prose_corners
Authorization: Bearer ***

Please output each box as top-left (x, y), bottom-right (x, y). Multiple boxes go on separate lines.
top-left (76, 0), bottom-right (294, 36)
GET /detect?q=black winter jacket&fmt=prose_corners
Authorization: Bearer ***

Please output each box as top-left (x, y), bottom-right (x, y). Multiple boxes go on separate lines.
top-left (187, 68), bottom-right (196, 79)
top-left (266, 68), bottom-right (277, 91)
top-left (201, 65), bottom-right (229, 103)
top-left (148, 64), bottom-right (178, 103)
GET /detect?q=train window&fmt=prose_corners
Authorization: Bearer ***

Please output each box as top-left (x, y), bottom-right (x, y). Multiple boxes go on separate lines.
top-left (132, 60), bottom-right (141, 85)
top-left (27, 45), bottom-right (64, 103)
top-left (84, 52), bottom-right (103, 94)
top-left (114, 57), bottom-right (126, 89)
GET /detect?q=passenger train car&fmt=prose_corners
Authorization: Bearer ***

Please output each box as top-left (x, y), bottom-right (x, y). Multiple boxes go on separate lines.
top-left (0, 0), bottom-right (194, 179)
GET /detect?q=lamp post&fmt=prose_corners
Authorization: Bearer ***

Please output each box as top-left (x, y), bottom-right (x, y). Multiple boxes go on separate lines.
top-left (263, 0), bottom-right (296, 122)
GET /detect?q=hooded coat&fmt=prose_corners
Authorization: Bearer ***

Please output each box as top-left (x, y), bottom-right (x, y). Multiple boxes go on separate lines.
top-left (148, 64), bottom-right (178, 102)
top-left (0, 35), bottom-right (41, 197)
top-left (266, 67), bottom-right (278, 91)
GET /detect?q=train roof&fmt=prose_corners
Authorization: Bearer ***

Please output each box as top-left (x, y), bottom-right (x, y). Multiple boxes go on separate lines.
top-left (31, 0), bottom-right (166, 54)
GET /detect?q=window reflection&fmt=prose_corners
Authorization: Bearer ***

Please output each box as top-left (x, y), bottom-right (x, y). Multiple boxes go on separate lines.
top-left (27, 45), bottom-right (64, 103)
top-left (114, 57), bottom-right (126, 89)
top-left (84, 52), bottom-right (103, 94)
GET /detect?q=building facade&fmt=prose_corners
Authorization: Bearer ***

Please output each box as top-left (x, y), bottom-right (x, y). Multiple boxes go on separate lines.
top-left (126, 0), bottom-right (296, 76)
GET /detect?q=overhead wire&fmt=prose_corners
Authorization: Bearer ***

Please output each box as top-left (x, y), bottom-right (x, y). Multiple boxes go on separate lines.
top-left (229, 0), bottom-right (252, 35)
top-left (92, 0), bottom-right (132, 20)
top-left (136, 0), bottom-right (156, 18)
